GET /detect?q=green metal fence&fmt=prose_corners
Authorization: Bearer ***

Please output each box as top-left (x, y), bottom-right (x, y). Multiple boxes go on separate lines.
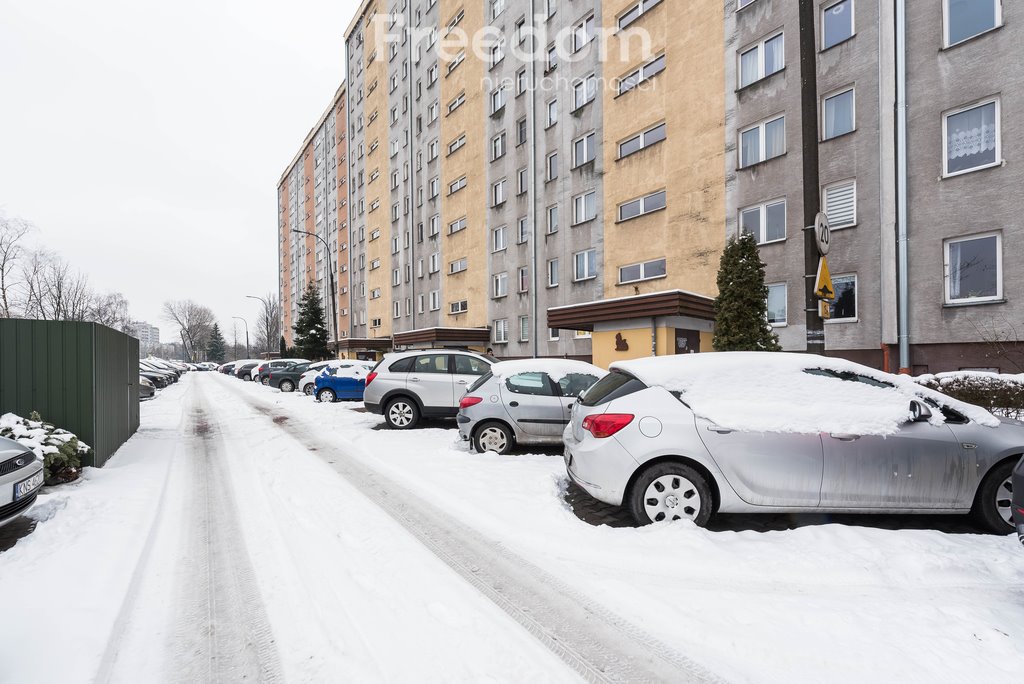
top-left (0, 319), bottom-right (140, 467)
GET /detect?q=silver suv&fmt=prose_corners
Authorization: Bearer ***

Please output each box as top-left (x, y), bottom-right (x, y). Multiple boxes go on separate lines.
top-left (364, 350), bottom-right (494, 429)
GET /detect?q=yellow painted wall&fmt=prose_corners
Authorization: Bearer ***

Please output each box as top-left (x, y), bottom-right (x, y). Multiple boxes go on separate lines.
top-left (592, 327), bottom-right (717, 369)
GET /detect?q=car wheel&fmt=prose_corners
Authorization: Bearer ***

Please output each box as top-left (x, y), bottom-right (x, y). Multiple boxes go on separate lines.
top-left (317, 388), bottom-right (336, 403)
top-left (303, 384), bottom-right (315, 396)
top-left (973, 460), bottom-right (1015, 534)
top-left (384, 397), bottom-right (419, 429)
top-left (261, 377), bottom-right (270, 386)
top-left (280, 379), bottom-right (295, 393)
top-left (628, 462), bottom-right (713, 527)
top-left (242, 375), bottom-right (251, 381)
top-left (473, 422), bottom-right (513, 455)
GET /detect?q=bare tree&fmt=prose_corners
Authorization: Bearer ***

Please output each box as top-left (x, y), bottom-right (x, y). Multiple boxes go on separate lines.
top-left (0, 214), bottom-right (32, 317)
top-left (969, 316), bottom-right (1024, 373)
top-left (253, 293), bottom-right (282, 355)
top-left (19, 250), bottom-right (94, 321)
top-left (89, 291), bottom-right (132, 332)
top-left (162, 300), bottom-right (215, 361)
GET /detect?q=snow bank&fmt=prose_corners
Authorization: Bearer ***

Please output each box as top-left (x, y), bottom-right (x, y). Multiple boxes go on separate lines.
top-left (612, 352), bottom-right (999, 436)
top-left (490, 359), bottom-right (606, 382)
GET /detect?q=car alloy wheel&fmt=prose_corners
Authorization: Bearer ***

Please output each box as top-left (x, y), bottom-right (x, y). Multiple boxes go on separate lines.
top-left (280, 380), bottom-right (295, 393)
top-left (995, 473), bottom-right (1013, 526)
top-left (474, 423), bottom-right (512, 455)
top-left (385, 398), bottom-right (418, 429)
top-left (303, 384), bottom-right (315, 396)
top-left (974, 460), bottom-right (1016, 533)
top-left (317, 388), bottom-right (336, 403)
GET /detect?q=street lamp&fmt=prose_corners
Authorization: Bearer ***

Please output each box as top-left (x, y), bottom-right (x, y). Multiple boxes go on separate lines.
top-left (292, 228), bottom-right (338, 353)
top-left (232, 316), bottom-right (250, 358)
top-left (246, 294), bottom-right (273, 356)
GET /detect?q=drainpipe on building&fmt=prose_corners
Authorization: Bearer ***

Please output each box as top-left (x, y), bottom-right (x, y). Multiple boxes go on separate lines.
top-left (895, 0), bottom-right (911, 373)
top-left (651, 317), bottom-right (657, 356)
top-left (529, 0), bottom-right (539, 358)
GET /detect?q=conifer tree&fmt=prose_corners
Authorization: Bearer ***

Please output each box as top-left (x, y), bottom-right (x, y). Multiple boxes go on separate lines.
top-left (712, 233), bottom-right (781, 352)
top-left (292, 281), bottom-right (329, 360)
top-left (206, 323), bottom-right (226, 362)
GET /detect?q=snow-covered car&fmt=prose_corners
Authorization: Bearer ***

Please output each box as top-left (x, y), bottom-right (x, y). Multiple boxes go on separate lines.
top-left (457, 359), bottom-right (605, 455)
top-left (300, 360), bottom-right (375, 396)
top-left (315, 363), bottom-right (375, 403)
top-left (364, 350), bottom-right (494, 429)
top-left (565, 352), bottom-right (1024, 533)
top-left (139, 375), bottom-right (156, 400)
top-left (0, 436), bottom-right (44, 528)
top-left (1014, 456), bottom-right (1024, 546)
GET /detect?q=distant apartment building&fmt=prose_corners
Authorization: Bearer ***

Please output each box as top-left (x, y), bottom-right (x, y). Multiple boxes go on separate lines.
top-left (726, 0), bottom-right (1020, 373)
top-left (278, 83), bottom-right (350, 350)
top-left (130, 321), bottom-right (161, 355)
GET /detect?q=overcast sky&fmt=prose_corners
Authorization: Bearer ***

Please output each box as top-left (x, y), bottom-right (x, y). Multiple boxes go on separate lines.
top-left (0, 0), bottom-right (360, 344)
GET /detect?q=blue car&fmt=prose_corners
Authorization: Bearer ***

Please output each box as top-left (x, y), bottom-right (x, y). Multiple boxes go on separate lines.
top-left (315, 366), bottom-right (369, 402)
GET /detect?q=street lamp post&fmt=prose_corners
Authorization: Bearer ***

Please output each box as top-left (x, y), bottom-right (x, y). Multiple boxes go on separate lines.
top-left (292, 228), bottom-right (338, 354)
top-left (232, 316), bottom-right (249, 359)
top-left (246, 294), bottom-right (274, 356)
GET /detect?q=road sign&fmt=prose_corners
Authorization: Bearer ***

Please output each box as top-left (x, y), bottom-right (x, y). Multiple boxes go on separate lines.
top-left (814, 256), bottom-right (835, 300)
top-left (819, 299), bottom-right (832, 320)
top-left (815, 212), bottom-right (831, 255)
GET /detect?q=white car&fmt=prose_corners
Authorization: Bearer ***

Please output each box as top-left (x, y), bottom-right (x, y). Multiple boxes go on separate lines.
top-left (300, 360), bottom-right (376, 396)
top-left (0, 437), bottom-right (45, 528)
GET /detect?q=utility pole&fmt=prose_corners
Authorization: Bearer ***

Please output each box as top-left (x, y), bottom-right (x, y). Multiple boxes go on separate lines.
top-left (799, 0), bottom-right (824, 354)
top-left (232, 316), bottom-right (249, 358)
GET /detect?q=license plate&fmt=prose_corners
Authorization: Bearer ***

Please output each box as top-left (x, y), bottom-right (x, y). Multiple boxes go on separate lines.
top-left (14, 470), bottom-right (43, 501)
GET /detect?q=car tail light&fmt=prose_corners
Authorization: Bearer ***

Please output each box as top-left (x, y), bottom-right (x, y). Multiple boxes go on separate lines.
top-left (366, 371), bottom-right (378, 386)
top-left (582, 413), bottom-right (634, 438)
top-left (459, 396), bottom-right (483, 409)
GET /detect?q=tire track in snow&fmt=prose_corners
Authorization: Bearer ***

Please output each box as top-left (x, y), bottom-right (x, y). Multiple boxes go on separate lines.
top-left (217, 378), bottom-right (725, 684)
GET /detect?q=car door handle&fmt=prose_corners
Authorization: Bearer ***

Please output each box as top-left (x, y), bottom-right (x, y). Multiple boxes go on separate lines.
top-left (457, 379), bottom-right (468, 385)
top-left (829, 433), bottom-right (861, 441)
top-left (410, 377), bottom-right (421, 382)
top-left (706, 425), bottom-right (733, 434)
top-left (509, 401), bottom-right (519, 407)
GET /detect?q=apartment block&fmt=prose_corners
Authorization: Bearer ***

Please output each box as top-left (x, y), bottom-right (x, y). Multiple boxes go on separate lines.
top-left (278, 83), bottom-right (350, 349)
top-left (129, 321), bottom-right (161, 355)
top-left (726, 0), bottom-right (1021, 373)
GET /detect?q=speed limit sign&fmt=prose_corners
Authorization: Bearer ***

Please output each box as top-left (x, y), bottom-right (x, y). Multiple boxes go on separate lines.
top-left (814, 212), bottom-right (831, 256)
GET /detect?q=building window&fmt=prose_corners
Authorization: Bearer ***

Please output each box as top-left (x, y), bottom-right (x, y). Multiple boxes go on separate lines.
top-left (547, 258), bottom-right (559, 286)
top-left (429, 290), bottom-right (440, 311)
top-left (490, 86), bottom-right (507, 114)
top-left (447, 50), bottom-right (465, 75)
top-left (492, 179), bottom-right (507, 206)
top-left (547, 205), bottom-right (559, 233)
top-left (822, 0), bottom-right (854, 49)
top-left (572, 74), bottom-right (597, 110)
top-left (517, 217), bottom-right (529, 243)
top-left (392, 269), bottom-right (401, 286)
top-left (549, 328), bottom-right (560, 341)
top-left (518, 266), bottom-right (529, 292)
top-left (822, 180), bottom-right (856, 229)
top-left (393, 301), bottom-right (401, 319)
top-left (516, 68), bottom-right (528, 94)
top-left (519, 315), bottom-right (530, 342)
top-left (546, 44), bottom-right (558, 72)
top-left (547, 99), bottom-right (558, 127)
top-left (822, 88), bottom-right (855, 139)
top-left (517, 117), bottom-right (528, 145)
top-left (944, 0), bottom-right (1000, 47)
top-left (449, 257), bottom-right (468, 274)
top-left (448, 92), bottom-right (466, 115)
top-left (492, 132), bottom-right (507, 161)
top-left (517, 167), bottom-right (528, 195)
top-left (619, 122), bottom-right (666, 159)
top-left (618, 190), bottom-right (666, 222)
top-left (546, 152), bottom-right (559, 180)
top-left (740, 115), bottom-right (785, 167)
top-left (449, 217), bottom-right (468, 234)
top-left (618, 258), bottom-right (666, 284)
top-left (448, 134), bottom-right (466, 156)
top-left (371, 288), bottom-right (381, 299)
top-left (493, 272), bottom-right (508, 298)
top-left (493, 319), bottom-right (509, 343)
top-left (573, 132), bottom-right (597, 167)
top-left (574, 249), bottom-right (597, 281)
top-left (417, 294), bottom-right (425, 313)
top-left (572, 191), bottom-right (597, 225)
top-left (943, 99), bottom-right (999, 176)
top-left (450, 300), bottom-right (468, 314)
top-left (572, 15), bottom-right (595, 52)
top-left (448, 176), bottom-right (467, 195)
top-left (490, 38), bottom-right (505, 68)
top-left (739, 32), bottom-right (784, 88)
top-left (828, 275), bottom-right (857, 320)
top-left (429, 214), bottom-right (440, 236)
top-left (490, 0), bottom-right (506, 20)
top-left (492, 225), bottom-right (507, 252)
top-left (740, 199), bottom-right (786, 244)
top-left (944, 233), bottom-right (1002, 304)
top-left (429, 252), bottom-right (440, 273)
top-left (617, 54), bottom-right (665, 95)
top-left (371, 318), bottom-right (382, 328)
top-left (766, 283), bottom-right (787, 325)
top-left (619, 0), bottom-right (663, 30)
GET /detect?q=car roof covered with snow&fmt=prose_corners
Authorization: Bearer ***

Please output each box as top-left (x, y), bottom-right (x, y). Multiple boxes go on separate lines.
top-left (490, 359), bottom-right (606, 382)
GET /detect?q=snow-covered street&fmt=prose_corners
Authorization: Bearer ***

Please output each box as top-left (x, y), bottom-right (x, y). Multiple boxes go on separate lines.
top-left (2, 372), bottom-right (1023, 683)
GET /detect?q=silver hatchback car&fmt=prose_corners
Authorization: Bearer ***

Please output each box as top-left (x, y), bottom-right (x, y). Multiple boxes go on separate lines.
top-left (565, 353), bottom-right (1023, 533)
top-left (0, 436), bottom-right (45, 528)
top-left (457, 360), bottom-right (605, 454)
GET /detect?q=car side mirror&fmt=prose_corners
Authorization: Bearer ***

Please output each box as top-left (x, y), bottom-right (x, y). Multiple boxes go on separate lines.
top-left (910, 400), bottom-right (932, 422)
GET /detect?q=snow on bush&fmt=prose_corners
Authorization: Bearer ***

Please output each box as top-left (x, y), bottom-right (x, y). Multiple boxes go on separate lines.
top-left (916, 371), bottom-right (1024, 420)
top-left (0, 411), bottom-right (91, 484)
top-left (613, 352), bottom-right (999, 436)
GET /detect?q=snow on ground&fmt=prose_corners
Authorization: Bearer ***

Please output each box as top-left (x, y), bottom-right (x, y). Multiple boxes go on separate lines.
top-left (230, 374), bottom-right (1024, 684)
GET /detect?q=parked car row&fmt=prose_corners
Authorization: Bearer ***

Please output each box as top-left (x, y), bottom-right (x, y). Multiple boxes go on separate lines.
top-left (220, 358), bottom-right (378, 401)
top-left (139, 357), bottom-right (193, 400)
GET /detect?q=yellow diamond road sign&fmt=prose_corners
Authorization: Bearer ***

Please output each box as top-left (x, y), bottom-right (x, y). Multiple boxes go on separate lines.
top-left (815, 256), bottom-right (834, 300)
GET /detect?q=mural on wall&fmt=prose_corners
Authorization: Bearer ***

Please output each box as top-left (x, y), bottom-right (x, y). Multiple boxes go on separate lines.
top-left (615, 333), bottom-right (629, 352)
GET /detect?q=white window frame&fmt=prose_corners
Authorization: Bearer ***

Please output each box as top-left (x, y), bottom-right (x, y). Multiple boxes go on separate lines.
top-left (739, 115), bottom-right (785, 167)
top-left (572, 132), bottom-right (597, 168)
top-left (821, 0), bottom-right (855, 50)
top-left (449, 300), bottom-right (469, 315)
top-left (943, 0), bottom-right (1002, 48)
top-left (491, 132), bottom-right (506, 161)
top-left (766, 283), bottom-right (788, 326)
top-left (546, 151), bottom-right (558, 180)
top-left (449, 257), bottom-right (467, 275)
top-left (449, 176), bottom-right (467, 195)
top-left (618, 122), bottom-right (666, 159)
top-left (572, 74), bottom-right (597, 110)
top-left (617, 258), bottom-right (667, 285)
top-left (449, 217), bottom-right (468, 234)
top-left (429, 290), bottom-right (440, 311)
top-left (572, 191), bottom-right (597, 225)
top-left (738, 31), bottom-right (784, 88)
top-left (617, 54), bottom-right (665, 95)
top-left (547, 258), bottom-right (559, 287)
top-left (492, 225), bottom-right (507, 252)
top-left (572, 14), bottom-right (595, 53)
top-left (519, 315), bottom-right (530, 342)
top-left (517, 266), bottom-right (529, 293)
top-left (493, 319), bottom-right (509, 344)
top-left (618, 0), bottom-right (664, 30)
top-left (617, 190), bottom-right (667, 222)
top-left (943, 232), bottom-right (1003, 304)
top-left (942, 98), bottom-right (1001, 178)
top-left (573, 249), bottom-right (597, 281)
top-left (827, 274), bottom-right (858, 322)
top-left (448, 134), bottom-right (467, 156)
top-left (492, 272), bottom-right (508, 298)
top-left (739, 198), bottom-right (787, 244)
top-left (547, 205), bottom-right (559, 233)
top-left (821, 87), bottom-right (856, 140)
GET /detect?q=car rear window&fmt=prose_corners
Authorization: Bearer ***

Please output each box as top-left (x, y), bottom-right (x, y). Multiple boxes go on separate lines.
top-left (387, 357), bottom-right (415, 373)
top-left (578, 371), bottom-right (648, 407)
